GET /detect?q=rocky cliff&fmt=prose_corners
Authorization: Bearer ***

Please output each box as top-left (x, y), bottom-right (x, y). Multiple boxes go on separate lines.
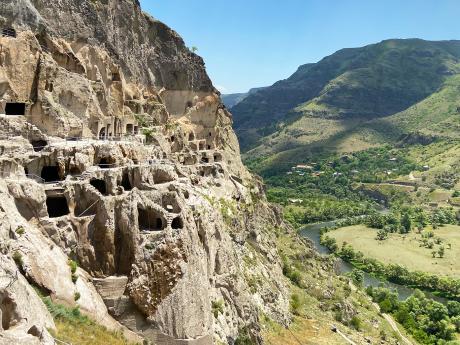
top-left (0, 1), bottom-right (291, 344)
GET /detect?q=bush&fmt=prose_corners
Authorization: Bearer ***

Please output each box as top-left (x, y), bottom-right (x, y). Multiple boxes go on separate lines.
top-left (12, 251), bottom-right (23, 267)
top-left (234, 327), bottom-right (254, 345)
top-left (68, 260), bottom-right (78, 283)
top-left (211, 300), bottom-right (224, 318)
top-left (350, 316), bottom-right (362, 330)
top-left (290, 293), bottom-right (302, 315)
top-left (282, 259), bottom-right (302, 286)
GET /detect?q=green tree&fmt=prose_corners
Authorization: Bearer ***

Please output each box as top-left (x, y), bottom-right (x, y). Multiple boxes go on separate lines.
top-left (438, 246), bottom-right (445, 258)
top-left (376, 229), bottom-right (388, 241)
top-left (401, 213), bottom-right (412, 233)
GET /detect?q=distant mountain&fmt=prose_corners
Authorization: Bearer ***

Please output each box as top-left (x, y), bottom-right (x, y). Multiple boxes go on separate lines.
top-left (222, 87), bottom-right (267, 108)
top-left (230, 39), bottom-right (460, 175)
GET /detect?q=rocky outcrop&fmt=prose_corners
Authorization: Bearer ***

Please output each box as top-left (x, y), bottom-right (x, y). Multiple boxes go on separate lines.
top-left (0, 1), bottom-right (290, 344)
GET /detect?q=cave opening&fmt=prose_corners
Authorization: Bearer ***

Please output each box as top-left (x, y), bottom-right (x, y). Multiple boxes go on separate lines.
top-left (171, 217), bottom-right (183, 230)
top-left (41, 166), bottom-right (60, 182)
top-left (90, 178), bottom-right (107, 195)
top-left (69, 167), bottom-right (81, 176)
top-left (5, 102), bottom-right (26, 116)
top-left (188, 132), bottom-right (195, 141)
top-left (97, 157), bottom-right (112, 168)
top-left (0, 295), bottom-right (16, 330)
top-left (30, 139), bottom-right (47, 152)
top-left (201, 157), bottom-right (209, 164)
top-left (138, 207), bottom-right (165, 231)
top-left (99, 127), bottom-right (106, 139)
top-left (214, 153), bottom-right (222, 162)
top-left (1, 28), bottom-right (16, 38)
top-left (112, 72), bottom-right (121, 82)
top-left (46, 196), bottom-right (69, 218)
top-left (126, 124), bottom-right (133, 134)
top-left (199, 142), bottom-right (205, 151)
top-left (121, 172), bottom-right (132, 191)
top-left (207, 145), bottom-right (211, 150)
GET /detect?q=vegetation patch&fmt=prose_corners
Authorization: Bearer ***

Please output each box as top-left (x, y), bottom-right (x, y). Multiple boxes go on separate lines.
top-left (42, 297), bottom-right (136, 345)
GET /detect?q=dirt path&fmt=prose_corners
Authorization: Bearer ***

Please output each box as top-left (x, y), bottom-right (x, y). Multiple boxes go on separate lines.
top-left (335, 328), bottom-right (357, 345)
top-left (382, 313), bottom-right (412, 345)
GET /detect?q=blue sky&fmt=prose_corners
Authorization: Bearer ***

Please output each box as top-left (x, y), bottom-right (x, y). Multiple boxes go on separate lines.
top-left (140, 0), bottom-right (460, 94)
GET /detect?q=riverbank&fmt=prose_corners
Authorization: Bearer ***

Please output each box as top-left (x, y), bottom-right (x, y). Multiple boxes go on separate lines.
top-left (300, 221), bottom-right (448, 303)
top-left (320, 230), bottom-right (460, 301)
top-left (329, 224), bottom-right (460, 278)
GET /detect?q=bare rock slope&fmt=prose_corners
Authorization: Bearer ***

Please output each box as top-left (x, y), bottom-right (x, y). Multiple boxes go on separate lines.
top-left (0, 1), bottom-right (290, 344)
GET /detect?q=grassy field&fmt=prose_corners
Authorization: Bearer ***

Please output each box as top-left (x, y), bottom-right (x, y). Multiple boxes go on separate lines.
top-left (329, 224), bottom-right (460, 278)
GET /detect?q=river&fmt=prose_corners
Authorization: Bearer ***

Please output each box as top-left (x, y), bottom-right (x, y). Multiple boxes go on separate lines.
top-left (300, 220), bottom-right (447, 303)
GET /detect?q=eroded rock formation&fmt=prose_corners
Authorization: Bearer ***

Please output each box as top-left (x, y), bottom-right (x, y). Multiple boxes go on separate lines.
top-left (0, 1), bottom-right (290, 344)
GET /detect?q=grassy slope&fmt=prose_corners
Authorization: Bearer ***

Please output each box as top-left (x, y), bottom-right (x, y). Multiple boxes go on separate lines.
top-left (42, 297), bottom-right (136, 345)
top-left (234, 40), bottom-right (460, 177)
top-left (233, 39), bottom-right (460, 152)
top-left (245, 73), bottom-right (460, 177)
top-left (262, 227), bottom-right (415, 345)
top-left (329, 224), bottom-right (460, 278)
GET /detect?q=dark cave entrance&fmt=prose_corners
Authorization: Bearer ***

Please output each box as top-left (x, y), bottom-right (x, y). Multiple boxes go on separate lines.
top-left (46, 196), bottom-right (69, 218)
top-left (5, 103), bottom-right (26, 116)
top-left (99, 127), bottom-right (106, 139)
top-left (171, 217), bottom-right (183, 230)
top-left (214, 153), bottom-right (222, 162)
top-left (69, 167), bottom-right (81, 176)
top-left (188, 132), bottom-right (195, 141)
top-left (138, 207), bottom-right (165, 231)
top-left (121, 172), bottom-right (132, 191)
top-left (112, 72), bottom-right (121, 82)
top-left (90, 178), bottom-right (107, 195)
top-left (30, 140), bottom-right (47, 152)
top-left (41, 166), bottom-right (60, 182)
top-left (97, 157), bottom-right (113, 169)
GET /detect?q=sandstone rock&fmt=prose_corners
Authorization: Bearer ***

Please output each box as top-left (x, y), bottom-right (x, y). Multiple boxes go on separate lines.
top-left (0, 1), bottom-right (291, 344)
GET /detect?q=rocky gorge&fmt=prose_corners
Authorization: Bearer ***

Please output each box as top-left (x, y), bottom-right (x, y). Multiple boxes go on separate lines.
top-left (0, 1), bottom-right (292, 344)
top-left (0, 1), bottom-right (412, 345)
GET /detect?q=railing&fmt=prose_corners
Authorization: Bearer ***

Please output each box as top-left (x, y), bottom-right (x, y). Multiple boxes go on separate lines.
top-left (25, 174), bottom-right (45, 183)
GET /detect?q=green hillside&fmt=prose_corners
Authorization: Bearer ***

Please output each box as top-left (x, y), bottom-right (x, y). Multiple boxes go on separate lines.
top-left (232, 39), bottom-right (460, 155)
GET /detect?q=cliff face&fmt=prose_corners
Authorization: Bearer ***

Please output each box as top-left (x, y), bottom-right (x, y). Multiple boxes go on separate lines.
top-left (2, 0), bottom-right (213, 90)
top-left (0, 1), bottom-right (290, 344)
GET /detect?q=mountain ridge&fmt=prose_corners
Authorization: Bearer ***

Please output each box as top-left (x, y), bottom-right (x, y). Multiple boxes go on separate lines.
top-left (231, 38), bottom-right (460, 175)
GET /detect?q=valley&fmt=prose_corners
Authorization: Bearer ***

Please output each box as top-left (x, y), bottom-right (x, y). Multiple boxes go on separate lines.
top-left (1, 1), bottom-right (459, 345)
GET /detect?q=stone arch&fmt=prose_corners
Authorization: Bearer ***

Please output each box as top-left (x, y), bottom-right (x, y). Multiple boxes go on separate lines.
top-left (138, 207), bottom-right (166, 231)
top-left (99, 127), bottom-right (106, 139)
top-left (30, 139), bottom-right (47, 152)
